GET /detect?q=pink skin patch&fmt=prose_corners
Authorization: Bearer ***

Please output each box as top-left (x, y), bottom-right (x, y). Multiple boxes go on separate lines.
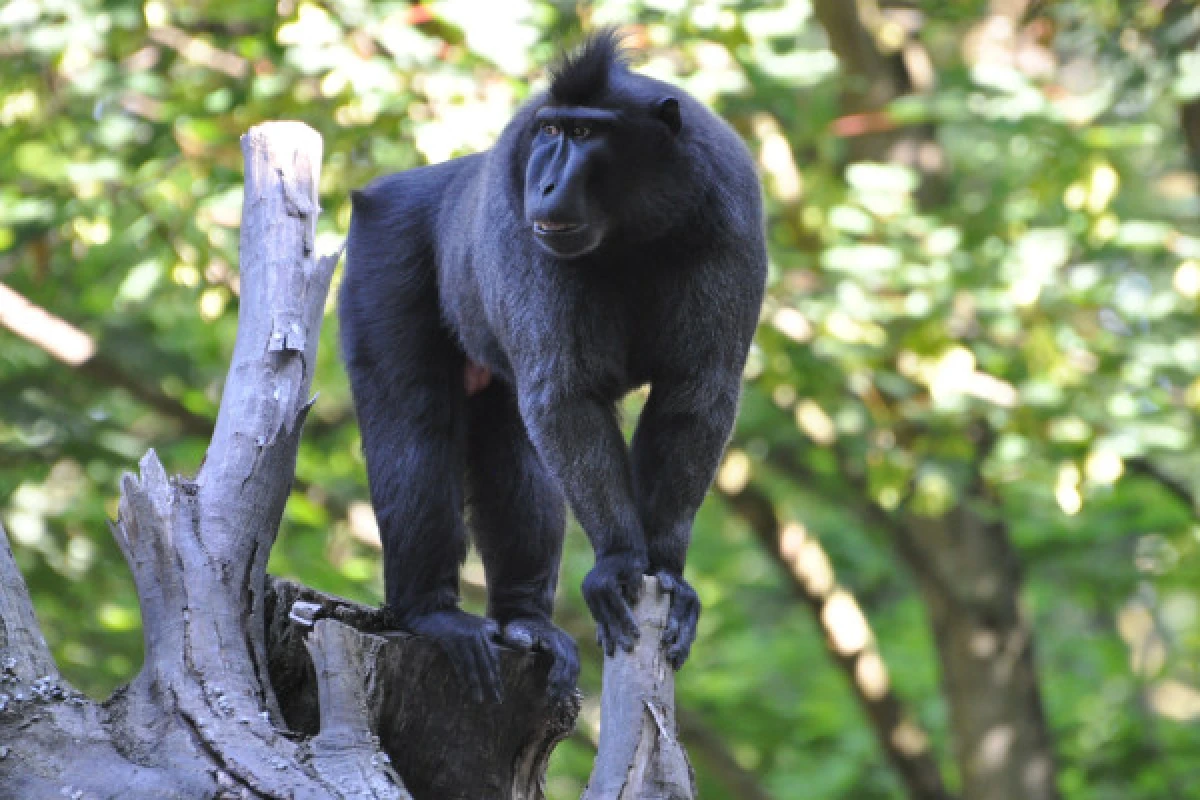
top-left (464, 361), bottom-right (492, 396)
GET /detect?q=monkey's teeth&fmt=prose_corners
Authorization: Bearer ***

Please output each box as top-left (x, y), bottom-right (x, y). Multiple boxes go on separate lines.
top-left (536, 221), bottom-right (576, 233)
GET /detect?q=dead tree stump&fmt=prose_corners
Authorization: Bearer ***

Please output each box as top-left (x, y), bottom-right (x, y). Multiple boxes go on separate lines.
top-left (0, 122), bottom-right (578, 800)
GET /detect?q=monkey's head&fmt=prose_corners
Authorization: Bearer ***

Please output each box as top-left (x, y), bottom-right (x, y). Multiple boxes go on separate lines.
top-left (523, 29), bottom-right (689, 260)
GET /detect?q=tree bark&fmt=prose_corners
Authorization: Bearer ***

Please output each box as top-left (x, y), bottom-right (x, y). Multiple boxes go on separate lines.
top-left (897, 505), bottom-right (1057, 800)
top-left (0, 122), bottom-right (577, 799)
top-left (266, 579), bottom-right (579, 800)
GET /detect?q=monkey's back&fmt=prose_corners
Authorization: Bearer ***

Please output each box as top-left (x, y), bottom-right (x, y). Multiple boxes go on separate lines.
top-left (341, 155), bottom-right (481, 374)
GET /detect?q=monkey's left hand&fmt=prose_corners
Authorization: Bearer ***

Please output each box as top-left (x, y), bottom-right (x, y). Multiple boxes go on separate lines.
top-left (498, 616), bottom-right (580, 698)
top-left (655, 570), bottom-right (701, 670)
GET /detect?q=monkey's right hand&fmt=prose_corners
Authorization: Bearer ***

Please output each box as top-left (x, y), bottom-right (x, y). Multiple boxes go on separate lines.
top-left (405, 608), bottom-right (503, 704)
top-left (582, 551), bottom-right (647, 657)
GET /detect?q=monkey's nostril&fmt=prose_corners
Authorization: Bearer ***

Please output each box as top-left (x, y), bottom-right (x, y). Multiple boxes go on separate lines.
top-left (542, 182), bottom-right (555, 196)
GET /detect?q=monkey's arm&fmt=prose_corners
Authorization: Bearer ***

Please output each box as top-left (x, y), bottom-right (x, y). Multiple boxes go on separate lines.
top-left (517, 385), bottom-right (648, 656)
top-left (630, 371), bottom-right (741, 668)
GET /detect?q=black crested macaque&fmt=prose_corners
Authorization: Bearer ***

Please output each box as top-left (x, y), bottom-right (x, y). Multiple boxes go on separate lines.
top-left (339, 30), bottom-right (766, 703)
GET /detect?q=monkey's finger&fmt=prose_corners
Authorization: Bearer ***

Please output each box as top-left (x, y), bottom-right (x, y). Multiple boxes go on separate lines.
top-left (548, 663), bottom-right (576, 697)
top-left (663, 596), bottom-right (685, 648)
top-left (620, 572), bottom-right (644, 607)
top-left (610, 600), bottom-right (641, 653)
top-left (447, 641), bottom-right (485, 705)
top-left (666, 612), bottom-right (697, 670)
top-left (463, 644), bottom-right (495, 705)
top-left (666, 638), bottom-right (692, 670)
top-left (619, 593), bottom-right (642, 641)
top-left (596, 586), bottom-right (638, 652)
top-left (595, 623), bottom-right (614, 657)
top-left (660, 575), bottom-right (681, 645)
top-left (664, 614), bottom-right (680, 648)
top-left (547, 641), bottom-right (580, 697)
top-left (665, 598), bottom-right (700, 670)
top-left (585, 587), bottom-right (620, 651)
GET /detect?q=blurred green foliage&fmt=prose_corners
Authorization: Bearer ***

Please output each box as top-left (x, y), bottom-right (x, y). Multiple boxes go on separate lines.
top-left (3, 1), bottom-right (1200, 798)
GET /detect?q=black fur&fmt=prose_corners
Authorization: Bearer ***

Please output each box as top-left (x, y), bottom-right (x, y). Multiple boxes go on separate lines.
top-left (339, 31), bottom-right (766, 702)
top-left (548, 26), bottom-right (627, 105)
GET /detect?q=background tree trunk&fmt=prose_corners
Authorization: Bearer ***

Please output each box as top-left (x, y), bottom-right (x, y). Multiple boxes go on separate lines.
top-left (808, 3), bottom-right (1061, 798)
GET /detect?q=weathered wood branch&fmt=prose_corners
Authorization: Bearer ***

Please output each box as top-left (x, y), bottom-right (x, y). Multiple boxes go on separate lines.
top-left (582, 576), bottom-right (695, 800)
top-left (0, 522), bottom-right (57, 684)
top-left (97, 120), bottom-right (399, 800)
top-left (0, 121), bottom-right (408, 799)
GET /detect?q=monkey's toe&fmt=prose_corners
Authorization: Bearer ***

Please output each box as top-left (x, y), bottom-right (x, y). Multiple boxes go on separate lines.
top-left (500, 617), bottom-right (580, 698)
top-left (405, 608), bottom-right (504, 704)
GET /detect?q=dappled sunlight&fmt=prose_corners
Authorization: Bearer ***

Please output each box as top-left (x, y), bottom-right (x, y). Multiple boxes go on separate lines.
top-left (770, 306), bottom-right (813, 343)
top-left (773, 518), bottom-right (924, 760)
top-left (2, 0), bottom-right (1200, 794)
top-left (1148, 680), bottom-right (1200, 722)
top-left (976, 724), bottom-right (1014, 774)
top-left (1083, 448), bottom-right (1123, 486)
top-left (753, 113), bottom-right (802, 203)
top-left (1174, 259), bottom-right (1200, 299)
top-left (0, 283), bottom-right (96, 366)
top-left (716, 449), bottom-right (752, 495)
top-left (927, 345), bottom-right (1018, 409)
top-left (890, 719), bottom-right (930, 757)
top-left (1117, 602), bottom-right (1167, 678)
top-left (821, 589), bottom-right (870, 657)
top-left (778, 523), bottom-right (834, 599)
top-left (346, 500), bottom-right (381, 549)
top-left (853, 649), bottom-right (889, 702)
top-left (1055, 463), bottom-right (1083, 516)
top-left (5, 460), bottom-right (90, 574)
top-left (794, 399), bottom-right (836, 446)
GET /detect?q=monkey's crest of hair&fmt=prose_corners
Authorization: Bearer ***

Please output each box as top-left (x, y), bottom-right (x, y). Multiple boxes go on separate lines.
top-left (548, 28), bottom-right (630, 105)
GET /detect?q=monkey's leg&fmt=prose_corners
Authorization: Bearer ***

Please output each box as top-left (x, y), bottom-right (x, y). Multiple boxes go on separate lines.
top-left (349, 323), bottom-right (504, 703)
top-left (631, 375), bottom-right (741, 669)
top-left (467, 382), bottom-right (578, 697)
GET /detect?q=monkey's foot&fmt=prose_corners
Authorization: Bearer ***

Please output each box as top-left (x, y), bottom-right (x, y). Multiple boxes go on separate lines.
top-left (655, 571), bottom-right (700, 670)
top-left (498, 615), bottom-right (580, 698)
top-left (404, 608), bottom-right (503, 704)
top-left (583, 551), bottom-right (647, 658)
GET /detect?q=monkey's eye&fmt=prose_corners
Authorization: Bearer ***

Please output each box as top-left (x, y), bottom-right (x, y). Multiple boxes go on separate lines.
top-left (570, 125), bottom-right (590, 139)
top-left (540, 123), bottom-right (561, 136)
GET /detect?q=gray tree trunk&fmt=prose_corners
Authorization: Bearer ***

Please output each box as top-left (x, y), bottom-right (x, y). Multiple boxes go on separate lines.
top-left (0, 122), bottom-right (585, 800)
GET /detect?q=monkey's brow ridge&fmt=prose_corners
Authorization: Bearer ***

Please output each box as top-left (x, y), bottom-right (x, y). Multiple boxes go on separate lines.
top-left (535, 106), bottom-right (622, 125)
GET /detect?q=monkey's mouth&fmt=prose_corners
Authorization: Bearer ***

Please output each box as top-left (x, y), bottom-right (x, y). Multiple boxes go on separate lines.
top-left (530, 218), bottom-right (604, 259)
top-left (533, 220), bottom-right (585, 235)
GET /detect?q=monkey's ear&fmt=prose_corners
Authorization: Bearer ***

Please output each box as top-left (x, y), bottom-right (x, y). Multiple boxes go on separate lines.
top-left (657, 96), bottom-right (682, 134)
